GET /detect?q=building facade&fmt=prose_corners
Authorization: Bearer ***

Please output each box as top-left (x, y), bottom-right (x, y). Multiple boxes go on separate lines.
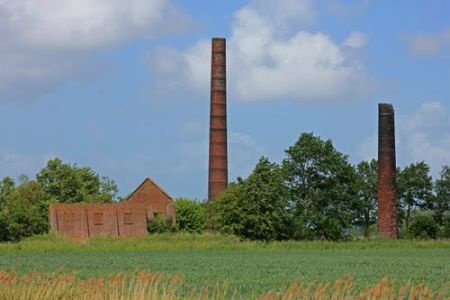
top-left (49, 178), bottom-right (175, 238)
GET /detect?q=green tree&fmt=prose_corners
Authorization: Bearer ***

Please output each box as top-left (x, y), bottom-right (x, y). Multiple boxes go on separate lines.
top-left (354, 159), bottom-right (378, 237)
top-left (397, 162), bottom-right (433, 229)
top-left (407, 210), bottom-right (440, 239)
top-left (175, 198), bottom-right (207, 233)
top-left (0, 180), bottom-right (50, 241)
top-left (434, 165), bottom-right (450, 226)
top-left (36, 158), bottom-right (118, 203)
top-left (240, 157), bottom-right (289, 241)
top-left (0, 177), bottom-right (15, 211)
top-left (211, 157), bottom-right (290, 241)
top-left (209, 181), bottom-right (245, 235)
top-left (282, 133), bottom-right (357, 240)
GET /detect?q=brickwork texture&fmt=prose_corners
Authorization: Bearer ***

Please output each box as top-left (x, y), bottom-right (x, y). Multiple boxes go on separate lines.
top-left (378, 103), bottom-right (398, 238)
top-left (208, 37), bottom-right (228, 200)
top-left (49, 178), bottom-right (175, 238)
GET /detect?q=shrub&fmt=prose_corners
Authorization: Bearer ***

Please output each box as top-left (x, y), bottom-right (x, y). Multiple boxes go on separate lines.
top-left (147, 215), bottom-right (176, 234)
top-left (439, 214), bottom-right (450, 238)
top-left (175, 198), bottom-right (207, 233)
top-left (0, 181), bottom-right (50, 241)
top-left (211, 157), bottom-right (290, 241)
top-left (407, 210), bottom-right (440, 239)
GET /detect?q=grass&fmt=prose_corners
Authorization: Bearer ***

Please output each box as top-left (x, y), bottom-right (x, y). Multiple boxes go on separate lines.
top-left (0, 270), bottom-right (448, 299)
top-left (0, 234), bottom-right (449, 297)
top-left (1, 233), bottom-right (448, 251)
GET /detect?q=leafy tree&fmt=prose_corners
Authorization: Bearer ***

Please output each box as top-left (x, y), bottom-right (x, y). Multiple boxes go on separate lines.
top-left (0, 159), bottom-right (120, 241)
top-left (434, 165), bottom-right (450, 225)
top-left (282, 133), bottom-right (357, 240)
top-left (441, 215), bottom-right (450, 238)
top-left (354, 159), bottom-right (378, 237)
top-left (212, 157), bottom-right (290, 241)
top-left (0, 180), bottom-right (51, 241)
top-left (407, 210), bottom-right (440, 239)
top-left (36, 158), bottom-right (118, 203)
top-left (0, 177), bottom-right (15, 211)
top-left (239, 157), bottom-right (289, 241)
top-left (209, 182), bottom-right (245, 235)
top-left (175, 198), bottom-right (207, 233)
top-left (397, 162), bottom-right (433, 229)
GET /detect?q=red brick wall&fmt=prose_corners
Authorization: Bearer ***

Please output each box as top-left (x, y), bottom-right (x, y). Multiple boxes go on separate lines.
top-left (85, 204), bottom-right (119, 237)
top-left (49, 203), bottom-right (150, 238)
top-left (127, 179), bottom-right (175, 221)
top-left (49, 178), bottom-right (176, 238)
top-left (116, 204), bottom-right (148, 237)
top-left (50, 204), bottom-right (90, 239)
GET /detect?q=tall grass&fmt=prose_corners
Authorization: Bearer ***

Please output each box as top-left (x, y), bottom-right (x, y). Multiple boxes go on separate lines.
top-left (0, 270), bottom-right (447, 299)
top-left (1, 233), bottom-right (449, 252)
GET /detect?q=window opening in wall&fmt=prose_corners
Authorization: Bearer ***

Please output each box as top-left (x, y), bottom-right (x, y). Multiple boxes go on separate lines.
top-left (94, 212), bottom-right (104, 225)
top-left (124, 212), bottom-right (133, 225)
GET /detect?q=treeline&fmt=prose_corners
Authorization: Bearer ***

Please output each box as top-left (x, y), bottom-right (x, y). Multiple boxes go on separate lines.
top-left (208, 133), bottom-right (449, 241)
top-left (147, 132), bottom-right (449, 241)
top-left (1, 132), bottom-right (449, 242)
top-left (0, 158), bottom-right (118, 241)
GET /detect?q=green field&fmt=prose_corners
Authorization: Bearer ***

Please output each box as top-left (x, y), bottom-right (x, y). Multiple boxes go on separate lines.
top-left (0, 234), bottom-right (449, 297)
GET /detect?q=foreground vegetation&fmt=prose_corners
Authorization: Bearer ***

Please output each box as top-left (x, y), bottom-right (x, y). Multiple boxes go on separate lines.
top-left (1, 270), bottom-right (448, 299)
top-left (0, 234), bottom-right (448, 297)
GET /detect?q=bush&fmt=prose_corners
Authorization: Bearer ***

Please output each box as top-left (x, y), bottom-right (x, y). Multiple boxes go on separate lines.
top-left (211, 157), bottom-right (290, 241)
top-left (0, 181), bottom-right (50, 241)
top-left (147, 215), bottom-right (176, 234)
top-left (209, 183), bottom-right (244, 236)
top-left (407, 210), bottom-right (440, 239)
top-left (175, 198), bottom-right (207, 233)
top-left (439, 214), bottom-right (450, 238)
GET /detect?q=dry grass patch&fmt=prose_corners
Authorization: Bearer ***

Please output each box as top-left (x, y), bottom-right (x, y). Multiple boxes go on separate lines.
top-left (0, 270), bottom-right (448, 299)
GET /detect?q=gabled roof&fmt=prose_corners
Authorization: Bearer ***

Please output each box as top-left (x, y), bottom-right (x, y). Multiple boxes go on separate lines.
top-left (126, 177), bottom-right (172, 202)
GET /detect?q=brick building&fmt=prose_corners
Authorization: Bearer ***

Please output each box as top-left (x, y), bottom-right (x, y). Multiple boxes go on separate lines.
top-left (49, 178), bottom-right (175, 239)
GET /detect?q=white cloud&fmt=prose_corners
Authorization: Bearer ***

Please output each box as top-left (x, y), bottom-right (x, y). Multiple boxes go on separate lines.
top-left (343, 31), bottom-right (368, 48)
top-left (358, 102), bottom-right (450, 176)
top-left (398, 102), bottom-right (450, 172)
top-left (245, 0), bottom-right (316, 32)
top-left (0, 0), bottom-right (194, 101)
top-left (149, 0), bottom-right (373, 102)
top-left (406, 28), bottom-right (450, 55)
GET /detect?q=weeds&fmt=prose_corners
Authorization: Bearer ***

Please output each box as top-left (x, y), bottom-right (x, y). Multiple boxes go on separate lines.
top-left (0, 270), bottom-right (448, 300)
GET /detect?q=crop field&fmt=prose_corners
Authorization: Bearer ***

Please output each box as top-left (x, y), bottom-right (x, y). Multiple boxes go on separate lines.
top-left (0, 234), bottom-right (449, 298)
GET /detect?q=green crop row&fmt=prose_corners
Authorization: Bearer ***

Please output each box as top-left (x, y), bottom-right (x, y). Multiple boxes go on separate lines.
top-left (0, 233), bottom-right (449, 252)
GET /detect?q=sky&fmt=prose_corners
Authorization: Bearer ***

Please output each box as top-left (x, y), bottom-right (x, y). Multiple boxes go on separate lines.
top-left (0, 0), bottom-right (449, 200)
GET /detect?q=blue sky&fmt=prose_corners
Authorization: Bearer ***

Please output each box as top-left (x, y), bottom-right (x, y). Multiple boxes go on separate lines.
top-left (0, 0), bottom-right (449, 200)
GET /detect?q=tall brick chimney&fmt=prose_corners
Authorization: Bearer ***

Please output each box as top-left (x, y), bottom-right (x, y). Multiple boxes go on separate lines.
top-left (378, 103), bottom-right (398, 238)
top-left (208, 38), bottom-right (228, 200)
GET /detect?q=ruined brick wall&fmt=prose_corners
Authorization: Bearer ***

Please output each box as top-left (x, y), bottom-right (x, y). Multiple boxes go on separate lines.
top-left (116, 204), bottom-right (148, 237)
top-left (49, 177), bottom-right (176, 239)
top-left (85, 204), bottom-right (119, 237)
top-left (49, 204), bottom-right (90, 239)
top-left (49, 203), bottom-right (150, 238)
top-left (126, 179), bottom-right (176, 221)
top-left (378, 103), bottom-right (398, 238)
top-left (208, 37), bottom-right (228, 200)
